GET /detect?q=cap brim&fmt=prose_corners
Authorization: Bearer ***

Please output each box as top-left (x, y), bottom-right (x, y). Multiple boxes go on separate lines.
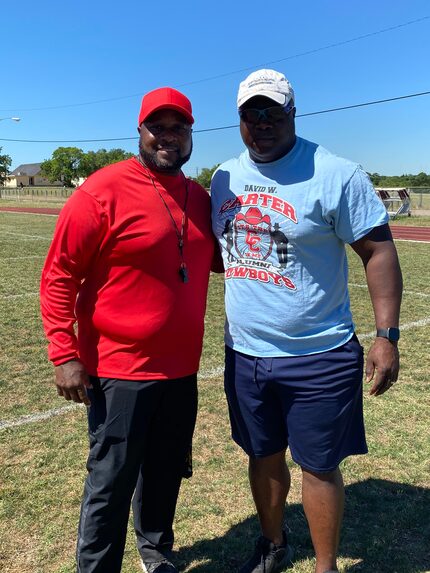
top-left (140, 103), bottom-right (194, 125)
top-left (238, 90), bottom-right (287, 108)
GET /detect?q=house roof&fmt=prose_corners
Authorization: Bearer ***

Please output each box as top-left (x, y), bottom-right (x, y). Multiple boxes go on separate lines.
top-left (10, 163), bottom-right (42, 177)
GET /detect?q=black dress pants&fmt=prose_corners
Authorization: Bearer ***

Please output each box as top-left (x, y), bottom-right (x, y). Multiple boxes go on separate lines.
top-left (76, 374), bottom-right (197, 573)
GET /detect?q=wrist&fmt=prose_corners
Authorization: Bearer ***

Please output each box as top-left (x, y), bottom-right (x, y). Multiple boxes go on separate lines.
top-left (376, 327), bottom-right (400, 344)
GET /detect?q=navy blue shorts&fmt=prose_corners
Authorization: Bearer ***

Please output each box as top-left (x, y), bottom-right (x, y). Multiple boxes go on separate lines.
top-left (224, 336), bottom-right (367, 472)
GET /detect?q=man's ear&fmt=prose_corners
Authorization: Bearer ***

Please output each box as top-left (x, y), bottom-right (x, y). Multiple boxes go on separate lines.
top-left (137, 126), bottom-right (141, 134)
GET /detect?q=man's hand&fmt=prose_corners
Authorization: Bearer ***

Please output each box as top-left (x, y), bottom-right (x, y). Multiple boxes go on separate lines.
top-left (54, 360), bottom-right (93, 405)
top-left (366, 338), bottom-right (400, 396)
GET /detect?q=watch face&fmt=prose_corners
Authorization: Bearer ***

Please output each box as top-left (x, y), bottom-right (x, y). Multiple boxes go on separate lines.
top-left (377, 328), bottom-right (400, 341)
top-left (387, 328), bottom-right (400, 341)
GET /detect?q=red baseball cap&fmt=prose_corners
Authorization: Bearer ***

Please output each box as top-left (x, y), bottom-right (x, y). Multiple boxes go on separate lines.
top-left (138, 87), bottom-right (194, 126)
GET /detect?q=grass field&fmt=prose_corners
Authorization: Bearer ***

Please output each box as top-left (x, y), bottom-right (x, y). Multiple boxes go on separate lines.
top-left (390, 216), bottom-right (430, 227)
top-left (409, 192), bottom-right (430, 211)
top-left (0, 212), bottom-right (429, 573)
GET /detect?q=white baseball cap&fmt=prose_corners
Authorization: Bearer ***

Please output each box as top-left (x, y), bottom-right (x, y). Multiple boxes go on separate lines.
top-left (237, 69), bottom-right (295, 108)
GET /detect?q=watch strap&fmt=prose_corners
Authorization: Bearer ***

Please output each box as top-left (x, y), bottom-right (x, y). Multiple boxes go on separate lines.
top-left (376, 327), bottom-right (400, 342)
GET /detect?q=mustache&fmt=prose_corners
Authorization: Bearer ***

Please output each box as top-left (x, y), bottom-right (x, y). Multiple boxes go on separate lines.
top-left (157, 145), bottom-right (180, 151)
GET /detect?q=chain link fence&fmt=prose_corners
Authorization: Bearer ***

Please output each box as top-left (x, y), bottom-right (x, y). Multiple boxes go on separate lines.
top-left (408, 188), bottom-right (430, 210)
top-left (1, 185), bottom-right (429, 212)
top-left (0, 186), bottom-right (74, 202)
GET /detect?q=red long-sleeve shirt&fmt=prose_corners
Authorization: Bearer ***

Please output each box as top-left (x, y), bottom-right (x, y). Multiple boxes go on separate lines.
top-left (40, 157), bottom-right (217, 380)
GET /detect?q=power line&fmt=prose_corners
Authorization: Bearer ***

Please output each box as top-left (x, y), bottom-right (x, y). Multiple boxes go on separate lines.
top-left (296, 90), bottom-right (430, 117)
top-left (0, 90), bottom-right (428, 144)
top-left (177, 16), bottom-right (430, 88)
top-left (0, 15), bottom-right (428, 113)
top-left (0, 136), bottom-right (137, 143)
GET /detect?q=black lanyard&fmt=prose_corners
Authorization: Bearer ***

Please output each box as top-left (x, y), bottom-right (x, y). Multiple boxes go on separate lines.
top-left (142, 164), bottom-right (190, 283)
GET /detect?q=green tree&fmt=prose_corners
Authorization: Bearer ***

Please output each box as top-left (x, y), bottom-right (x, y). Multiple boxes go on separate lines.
top-left (0, 147), bottom-right (12, 186)
top-left (368, 173), bottom-right (381, 186)
top-left (79, 148), bottom-right (134, 177)
top-left (375, 172), bottom-right (430, 188)
top-left (193, 164), bottom-right (220, 189)
top-left (414, 172), bottom-right (430, 187)
top-left (41, 147), bottom-right (85, 187)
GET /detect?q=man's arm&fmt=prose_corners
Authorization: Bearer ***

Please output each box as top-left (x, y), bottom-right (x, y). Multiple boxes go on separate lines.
top-left (40, 189), bottom-right (108, 404)
top-left (350, 224), bottom-right (403, 396)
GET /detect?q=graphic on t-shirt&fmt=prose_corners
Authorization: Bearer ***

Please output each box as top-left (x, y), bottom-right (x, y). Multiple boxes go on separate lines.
top-left (222, 219), bottom-right (235, 262)
top-left (234, 207), bottom-right (273, 261)
top-left (270, 223), bottom-right (289, 268)
top-left (217, 191), bottom-right (297, 290)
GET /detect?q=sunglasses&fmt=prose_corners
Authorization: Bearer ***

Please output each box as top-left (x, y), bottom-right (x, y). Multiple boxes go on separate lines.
top-left (144, 123), bottom-right (192, 137)
top-left (239, 103), bottom-right (294, 124)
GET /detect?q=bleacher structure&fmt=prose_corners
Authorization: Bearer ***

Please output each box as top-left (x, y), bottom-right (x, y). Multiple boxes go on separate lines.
top-left (375, 188), bottom-right (411, 218)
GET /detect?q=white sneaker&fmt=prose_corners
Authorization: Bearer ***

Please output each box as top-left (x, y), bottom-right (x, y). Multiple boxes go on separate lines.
top-left (141, 557), bottom-right (178, 573)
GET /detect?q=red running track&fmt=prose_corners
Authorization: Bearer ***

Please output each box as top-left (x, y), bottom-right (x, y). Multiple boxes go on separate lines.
top-left (0, 207), bottom-right (429, 242)
top-left (0, 206), bottom-right (61, 215)
top-left (390, 225), bottom-right (430, 242)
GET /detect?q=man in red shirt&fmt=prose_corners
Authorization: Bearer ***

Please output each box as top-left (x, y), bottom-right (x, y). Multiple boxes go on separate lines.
top-left (40, 87), bottom-right (220, 573)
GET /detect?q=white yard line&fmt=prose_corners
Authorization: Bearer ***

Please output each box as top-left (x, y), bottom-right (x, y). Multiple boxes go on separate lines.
top-left (2, 303), bottom-right (429, 434)
top-left (199, 365), bottom-right (224, 379)
top-left (0, 404), bottom-right (80, 430)
top-left (0, 366), bottom-right (225, 431)
top-left (349, 282), bottom-right (430, 298)
top-left (0, 210), bottom-right (58, 217)
top-left (1, 292), bottom-right (39, 300)
top-left (3, 284), bottom-right (427, 302)
top-left (0, 229), bottom-right (51, 241)
top-left (394, 238), bottom-right (430, 244)
top-left (358, 317), bottom-right (430, 340)
top-left (0, 255), bottom-right (45, 261)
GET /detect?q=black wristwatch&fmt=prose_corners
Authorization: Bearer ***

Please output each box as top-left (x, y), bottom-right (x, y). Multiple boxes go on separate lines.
top-left (376, 327), bottom-right (400, 342)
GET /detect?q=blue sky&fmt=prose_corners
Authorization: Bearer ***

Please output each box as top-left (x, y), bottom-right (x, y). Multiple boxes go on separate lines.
top-left (2, 0), bottom-right (429, 177)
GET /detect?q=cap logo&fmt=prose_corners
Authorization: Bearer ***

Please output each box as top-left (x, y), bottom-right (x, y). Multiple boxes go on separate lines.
top-left (248, 78), bottom-right (277, 87)
top-left (237, 69), bottom-right (295, 109)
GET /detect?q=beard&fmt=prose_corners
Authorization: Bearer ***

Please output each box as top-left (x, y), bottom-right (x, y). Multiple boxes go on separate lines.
top-left (139, 140), bottom-right (193, 174)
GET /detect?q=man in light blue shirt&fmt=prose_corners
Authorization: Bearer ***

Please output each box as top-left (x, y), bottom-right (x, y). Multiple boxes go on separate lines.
top-left (211, 69), bottom-right (402, 573)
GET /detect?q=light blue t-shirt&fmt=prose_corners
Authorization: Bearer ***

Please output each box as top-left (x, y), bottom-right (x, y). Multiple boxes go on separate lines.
top-left (211, 136), bottom-right (389, 356)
